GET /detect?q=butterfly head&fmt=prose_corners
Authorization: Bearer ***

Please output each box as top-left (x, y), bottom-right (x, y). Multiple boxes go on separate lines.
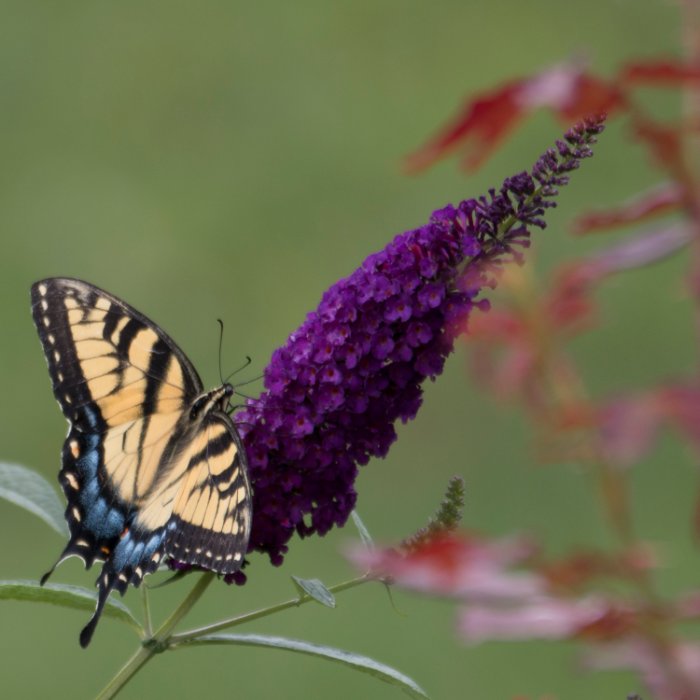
top-left (190, 383), bottom-right (235, 421)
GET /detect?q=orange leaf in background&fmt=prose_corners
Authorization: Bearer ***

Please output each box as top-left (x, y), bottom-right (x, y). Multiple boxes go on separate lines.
top-left (405, 61), bottom-right (624, 173)
top-left (576, 605), bottom-right (637, 642)
top-left (539, 548), bottom-right (656, 592)
top-left (552, 72), bottom-right (624, 121)
top-left (403, 80), bottom-right (526, 173)
top-left (572, 182), bottom-right (685, 234)
top-left (633, 118), bottom-right (689, 183)
top-left (621, 59), bottom-right (700, 85)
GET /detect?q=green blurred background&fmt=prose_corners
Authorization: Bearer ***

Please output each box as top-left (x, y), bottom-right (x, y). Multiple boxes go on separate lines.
top-left (0, 1), bottom-right (693, 698)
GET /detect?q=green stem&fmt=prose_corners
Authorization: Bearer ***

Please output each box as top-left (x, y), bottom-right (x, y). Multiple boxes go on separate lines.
top-left (140, 585), bottom-right (152, 639)
top-left (94, 573), bottom-right (215, 700)
top-left (169, 574), bottom-right (370, 645)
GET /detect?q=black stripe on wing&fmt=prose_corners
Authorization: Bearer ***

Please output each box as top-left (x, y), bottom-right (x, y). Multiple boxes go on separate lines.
top-left (31, 278), bottom-right (203, 431)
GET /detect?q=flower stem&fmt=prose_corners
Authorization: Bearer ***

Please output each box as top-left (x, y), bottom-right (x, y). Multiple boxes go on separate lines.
top-left (169, 574), bottom-right (370, 646)
top-left (94, 573), bottom-right (215, 700)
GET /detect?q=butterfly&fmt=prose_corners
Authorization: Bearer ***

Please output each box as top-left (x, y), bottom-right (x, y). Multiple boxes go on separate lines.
top-left (31, 277), bottom-right (252, 647)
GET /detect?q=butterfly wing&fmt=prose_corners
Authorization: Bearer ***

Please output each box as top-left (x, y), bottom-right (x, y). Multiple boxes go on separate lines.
top-left (31, 278), bottom-right (205, 644)
top-left (164, 411), bottom-right (252, 573)
top-left (80, 411), bottom-right (252, 646)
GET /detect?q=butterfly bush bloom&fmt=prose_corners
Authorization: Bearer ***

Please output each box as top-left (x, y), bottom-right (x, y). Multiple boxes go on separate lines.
top-left (237, 118), bottom-right (605, 569)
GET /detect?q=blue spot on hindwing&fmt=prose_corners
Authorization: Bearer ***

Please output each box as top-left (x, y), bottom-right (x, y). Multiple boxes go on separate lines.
top-left (82, 498), bottom-right (124, 540)
top-left (75, 433), bottom-right (99, 479)
top-left (144, 534), bottom-right (162, 559)
top-left (104, 508), bottom-right (126, 537)
top-left (84, 497), bottom-right (107, 530)
top-left (112, 536), bottom-right (136, 569)
top-left (82, 405), bottom-right (100, 432)
top-left (80, 476), bottom-right (99, 505)
top-left (110, 530), bottom-right (166, 574)
top-left (62, 421), bottom-right (130, 544)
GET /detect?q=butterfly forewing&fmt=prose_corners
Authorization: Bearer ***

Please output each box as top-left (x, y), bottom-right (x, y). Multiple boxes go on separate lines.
top-left (31, 278), bottom-right (252, 647)
top-left (31, 278), bottom-right (202, 428)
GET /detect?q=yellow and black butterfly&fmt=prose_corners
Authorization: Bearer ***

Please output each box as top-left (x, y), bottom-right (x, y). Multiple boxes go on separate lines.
top-left (31, 277), bottom-right (252, 647)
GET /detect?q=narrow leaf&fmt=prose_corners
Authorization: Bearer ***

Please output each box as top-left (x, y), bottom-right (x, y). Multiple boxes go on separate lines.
top-left (291, 576), bottom-right (336, 608)
top-left (0, 580), bottom-right (142, 633)
top-left (350, 510), bottom-right (375, 551)
top-left (178, 633), bottom-right (430, 699)
top-left (0, 463), bottom-right (67, 536)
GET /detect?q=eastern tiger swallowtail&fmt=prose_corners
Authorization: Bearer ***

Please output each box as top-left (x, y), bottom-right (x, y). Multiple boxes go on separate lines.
top-left (31, 277), bottom-right (252, 647)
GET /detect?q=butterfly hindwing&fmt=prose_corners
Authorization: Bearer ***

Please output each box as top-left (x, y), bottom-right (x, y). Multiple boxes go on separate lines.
top-left (164, 412), bottom-right (252, 574)
top-left (31, 278), bottom-right (252, 647)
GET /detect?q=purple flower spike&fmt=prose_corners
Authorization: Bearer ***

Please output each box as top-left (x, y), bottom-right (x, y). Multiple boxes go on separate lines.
top-left (237, 117), bottom-right (605, 569)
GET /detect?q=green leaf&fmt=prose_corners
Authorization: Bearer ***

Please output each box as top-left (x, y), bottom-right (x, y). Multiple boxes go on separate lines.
top-left (178, 633), bottom-right (430, 699)
top-left (291, 576), bottom-right (336, 608)
top-left (0, 580), bottom-right (142, 634)
top-left (350, 510), bottom-right (375, 551)
top-left (0, 462), bottom-right (67, 537)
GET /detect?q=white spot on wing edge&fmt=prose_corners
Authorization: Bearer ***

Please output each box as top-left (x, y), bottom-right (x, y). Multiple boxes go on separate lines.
top-left (38, 283), bottom-right (47, 296)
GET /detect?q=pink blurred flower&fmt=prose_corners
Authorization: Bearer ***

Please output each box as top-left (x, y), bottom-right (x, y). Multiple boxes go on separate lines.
top-left (584, 639), bottom-right (700, 699)
top-left (459, 596), bottom-right (617, 643)
top-left (348, 534), bottom-right (543, 603)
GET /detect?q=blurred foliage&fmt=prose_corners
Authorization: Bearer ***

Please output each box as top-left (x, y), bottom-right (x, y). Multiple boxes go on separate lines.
top-left (0, 1), bottom-right (685, 698)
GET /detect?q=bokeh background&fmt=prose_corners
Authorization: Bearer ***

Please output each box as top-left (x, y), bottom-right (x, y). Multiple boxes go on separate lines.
top-left (0, 1), bottom-right (690, 698)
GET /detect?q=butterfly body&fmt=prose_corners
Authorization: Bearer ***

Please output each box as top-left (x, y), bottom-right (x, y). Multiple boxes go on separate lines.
top-left (31, 278), bottom-right (252, 647)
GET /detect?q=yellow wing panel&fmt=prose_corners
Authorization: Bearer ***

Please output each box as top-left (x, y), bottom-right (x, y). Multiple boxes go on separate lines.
top-left (134, 413), bottom-right (252, 574)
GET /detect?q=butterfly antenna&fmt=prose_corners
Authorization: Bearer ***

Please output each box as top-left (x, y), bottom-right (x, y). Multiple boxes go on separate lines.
top-left (234, 373), bottom-right (263, 389)
top-left (223, 355), bottom-right (253, 385)
top-left (232, 389), bottom-right (257, 401)
top-left (217, 319), bottom-right (225, 385)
